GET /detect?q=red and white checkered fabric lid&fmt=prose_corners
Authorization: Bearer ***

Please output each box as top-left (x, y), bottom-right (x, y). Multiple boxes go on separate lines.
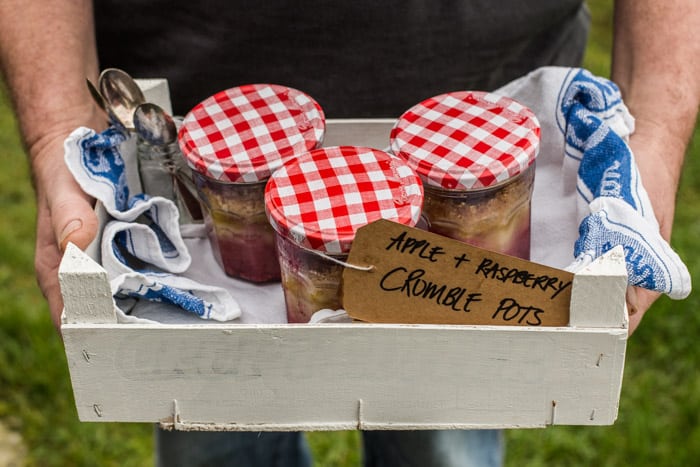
top-left (178, 84), bottom-right (325, 182)
top-left (265, 146), bottom-right (424, 254)
top-left (390, 91), bottom-right (540, 190)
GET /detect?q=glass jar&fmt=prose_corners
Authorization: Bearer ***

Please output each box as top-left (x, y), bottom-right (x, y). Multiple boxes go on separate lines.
top-left (422, 165), bottom-right (535, 258)
top-left (265, 146), bottom-right (424, 323)
top-left (274, 234), bottom-right (348, 322)
top-left (137, 138), bottom-right (202, 224)
top-left (178, 83), bottom-right (325, 282)
top-left (192, 174), bottom-right (280, 282)
top-left (390, 91), bottom-right (540, 259)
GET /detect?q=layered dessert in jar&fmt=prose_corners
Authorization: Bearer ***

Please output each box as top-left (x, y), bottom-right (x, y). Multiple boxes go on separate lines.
top-left (192, 176), bottom-right (278, 281)
top-left (265, 146), bottom-right (424, 323)
top-left (390, 91), bottom-right (540, 259)
top-left (178, 84), bottom-right (325, 282)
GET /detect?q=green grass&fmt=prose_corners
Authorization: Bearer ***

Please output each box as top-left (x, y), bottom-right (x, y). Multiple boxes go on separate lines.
top-left (1, 0), bottom-right (699, 465)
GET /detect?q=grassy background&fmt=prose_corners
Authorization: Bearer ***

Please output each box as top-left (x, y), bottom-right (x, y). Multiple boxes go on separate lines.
top-left (1, 1), bottom-right (698, 465)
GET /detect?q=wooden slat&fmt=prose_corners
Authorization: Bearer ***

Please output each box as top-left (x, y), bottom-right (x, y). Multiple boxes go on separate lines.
top-left (569, 246), bottom-right (628, 328)
top-left (324, 119), bottom-right (395, 149)
top-left (58, 243), bottom-right (117, 324)
top-left (62, 323), bottom-right (626, 429)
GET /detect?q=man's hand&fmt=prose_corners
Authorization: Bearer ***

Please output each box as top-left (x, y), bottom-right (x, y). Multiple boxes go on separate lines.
top-left (613, 0), bottom-right (700, 334)
top-left (626, 109), bottom-right (697, 334)
top-left (0, 0), bottom-right (102, 332)
top-left (622, 117), bottom-right (691, 335)
top-left (30, 126), bottom-right (100, 330)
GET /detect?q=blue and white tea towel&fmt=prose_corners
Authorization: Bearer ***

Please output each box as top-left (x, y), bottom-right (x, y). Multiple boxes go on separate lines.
top-left (64, 126), bottom-right (241, 321)
top-left (499, 67), bottom-right (691, 300)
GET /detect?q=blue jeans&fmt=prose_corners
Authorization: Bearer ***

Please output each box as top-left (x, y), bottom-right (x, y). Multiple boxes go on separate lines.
top-left (155, 428), bottom-right (503, 467)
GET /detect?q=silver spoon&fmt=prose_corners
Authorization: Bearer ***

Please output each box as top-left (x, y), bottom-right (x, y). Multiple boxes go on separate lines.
top-left (133, 103), bottom-right (203, 221)
top-left (98, 68), bottom-right (146, 131)
top-left (133, 102), bottom-right (178, 145)
top-left (86, 77), bottom-right (124, 128)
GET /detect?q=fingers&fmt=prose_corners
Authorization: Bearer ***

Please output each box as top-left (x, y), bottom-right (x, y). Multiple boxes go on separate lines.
top-left (35, 138), bottom-right (99, 251)
top-left (32, 142), bottom-right (98, 331)
top-left (626, 286), bottom-right (661, 335)
top-left (52, 176), bottom-right (99, 252)
top-left (34, 204), bottom-right (65, 331)
top-left (33, 189), bottom-right (66, 330)
top-left (35, 186), bottom-right (97, 330)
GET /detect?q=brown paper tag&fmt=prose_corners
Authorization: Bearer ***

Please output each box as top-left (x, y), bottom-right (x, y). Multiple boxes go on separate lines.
top-left (342, 220), bottom-right (573, 326)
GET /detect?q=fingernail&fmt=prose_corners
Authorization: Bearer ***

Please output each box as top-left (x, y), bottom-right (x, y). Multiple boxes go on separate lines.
top-left (59, 219), bottom-right (83, 248)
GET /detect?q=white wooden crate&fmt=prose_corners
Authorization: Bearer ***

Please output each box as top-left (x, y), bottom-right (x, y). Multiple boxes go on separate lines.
top-left (58, 117), bottom-right (629, 431)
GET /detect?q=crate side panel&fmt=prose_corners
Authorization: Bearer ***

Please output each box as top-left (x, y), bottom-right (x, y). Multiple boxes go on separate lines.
top-left (569, 246), bottom-right (628, 329)
top-left (62, 325), bottom-right (626, 429)
top-left (542, 331), bottom-right (627, 425)
top-left (58, 243), bottom-right (116, 324)
top-left (324, 119), bottom-right (395, 149)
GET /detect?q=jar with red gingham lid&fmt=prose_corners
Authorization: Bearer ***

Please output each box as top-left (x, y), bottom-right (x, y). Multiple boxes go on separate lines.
top-left (390, 91), bottom-right (540, 259)
top-left (265, 145), bottom-right (424, 323)
top-left (178, 84), bottom-right (325, 282)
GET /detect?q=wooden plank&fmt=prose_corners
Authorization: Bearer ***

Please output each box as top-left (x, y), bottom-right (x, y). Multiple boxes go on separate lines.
top-left (324, 119), bottom-right (395, 149)
top-left (62, 323), bottom-right (626, 429)
top-left (137, 78), bottom-right (173, 118)
top-left (58, 243), bottom-right (117, 324)
top-left (569, 246), bottom-right (628, 328)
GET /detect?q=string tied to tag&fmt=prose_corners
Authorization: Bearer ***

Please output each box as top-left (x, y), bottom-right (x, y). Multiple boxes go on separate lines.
top-left (310, 249), bottom-right (375, 272)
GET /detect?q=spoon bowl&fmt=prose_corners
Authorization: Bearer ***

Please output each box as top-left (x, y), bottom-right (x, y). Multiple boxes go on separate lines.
top-left (133, 102), bottom-right (178, 146)
top-left (87, 77), bottom-right (125, 128)
top-left (98, 68), bottom-right (146, 130)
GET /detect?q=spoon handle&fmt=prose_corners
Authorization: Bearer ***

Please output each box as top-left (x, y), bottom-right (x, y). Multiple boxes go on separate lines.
top-left (86, 78), bottom-right (107, 112)
top-left (86, 78), bottom-right (126, 131)
top-left (173, 168), bottom-right (203, 222)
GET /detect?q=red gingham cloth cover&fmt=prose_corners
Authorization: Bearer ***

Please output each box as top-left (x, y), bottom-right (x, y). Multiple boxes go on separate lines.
top-left (265, 146), bottom-right (424, 254)
top-left (389, 91), bottom-right (540, 190)
top-left (178, 84), bottom-right (325, 183)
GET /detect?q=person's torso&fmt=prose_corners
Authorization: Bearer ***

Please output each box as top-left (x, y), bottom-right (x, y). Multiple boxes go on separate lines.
top-left (95, 0), bottom-right (588, 116)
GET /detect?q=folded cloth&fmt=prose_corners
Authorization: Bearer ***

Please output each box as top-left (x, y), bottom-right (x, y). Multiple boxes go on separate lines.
top-left (499, 67), bottom-right (691, 300)
top-left (64, 126), bottom-right (241, 321)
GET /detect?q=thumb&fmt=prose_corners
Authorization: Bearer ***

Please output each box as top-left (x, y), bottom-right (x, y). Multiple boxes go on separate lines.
top-left (51, 169), bottom-right (99, 251)
top-left (34, 172), bottom-right (98, 331)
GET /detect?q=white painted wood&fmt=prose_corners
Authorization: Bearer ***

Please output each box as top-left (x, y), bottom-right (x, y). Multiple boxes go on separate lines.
top-left (61, 322), bottom-right (626, 429)
top-left (136, 78), bottom-right (173, 116)
top-left (58, 243), bottom-right (117, 324)
top-left (58, 118), bottom-right (629, 429)
top-left (324, 118), bottom-right (396, 149)
top-left (569, 246), bottom-right (629, 329)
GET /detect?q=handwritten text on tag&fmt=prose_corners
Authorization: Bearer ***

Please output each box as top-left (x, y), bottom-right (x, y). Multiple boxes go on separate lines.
top-left (342, 220), bottom-right (573, 326)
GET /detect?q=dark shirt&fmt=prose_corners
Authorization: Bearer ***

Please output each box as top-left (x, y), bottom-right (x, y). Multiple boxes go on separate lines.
top-left (94, 1), bottom-right (588, 117)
